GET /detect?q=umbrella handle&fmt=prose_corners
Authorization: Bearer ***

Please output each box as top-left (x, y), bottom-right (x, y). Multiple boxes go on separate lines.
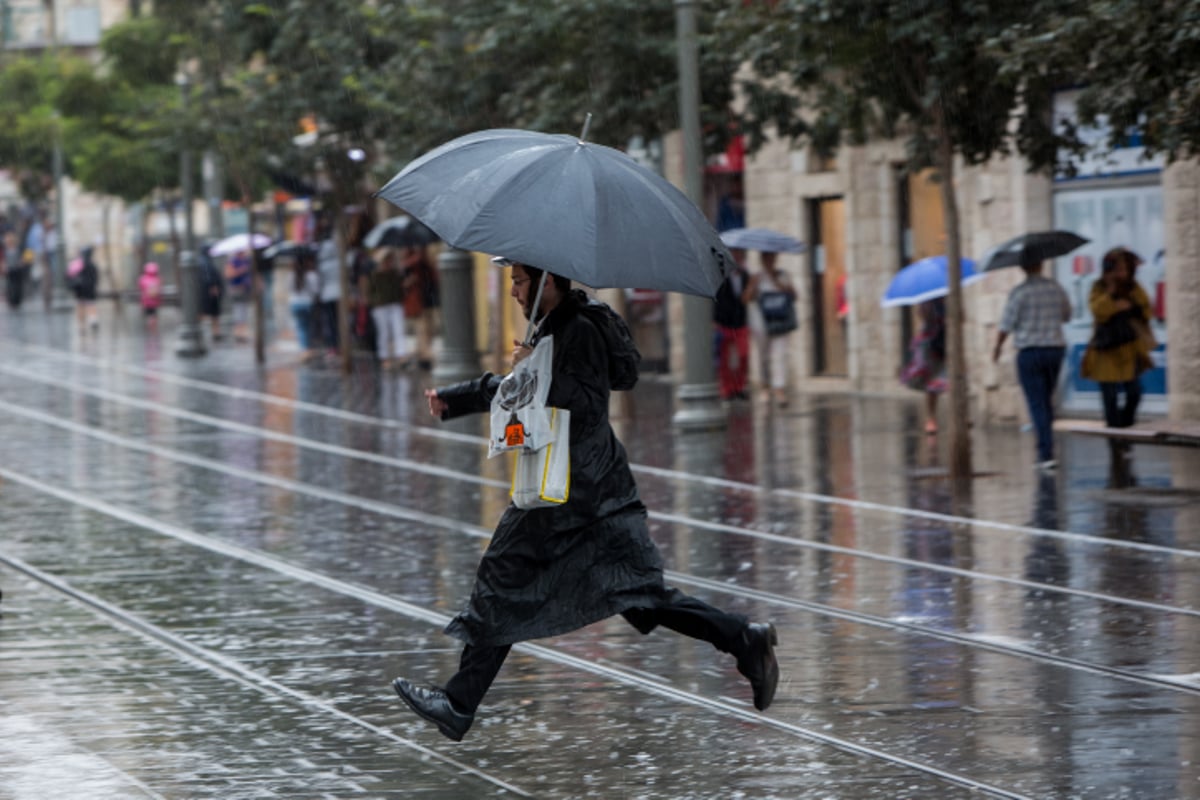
top-left (523, 271), bottom-right (549, 345)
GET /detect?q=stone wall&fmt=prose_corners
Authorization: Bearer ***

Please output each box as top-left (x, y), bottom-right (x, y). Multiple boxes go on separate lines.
top-left (1163, 161), bottom-right (1200, 421)
top-left (731, 132), bottom-right (1197, 426)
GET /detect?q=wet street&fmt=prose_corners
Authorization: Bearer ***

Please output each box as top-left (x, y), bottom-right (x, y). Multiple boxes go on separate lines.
top-left (2, 305), bottom-right (1199, 800)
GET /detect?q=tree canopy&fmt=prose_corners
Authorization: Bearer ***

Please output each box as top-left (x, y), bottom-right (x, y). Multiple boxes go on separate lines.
top-left (996, 0), bottom-right (1200, 165)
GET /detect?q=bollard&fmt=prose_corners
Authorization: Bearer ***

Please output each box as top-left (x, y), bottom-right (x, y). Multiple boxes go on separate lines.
top-left (432, 247), bottom-right (480, 382)
top-left (175, 250), bottom-right (208, 358)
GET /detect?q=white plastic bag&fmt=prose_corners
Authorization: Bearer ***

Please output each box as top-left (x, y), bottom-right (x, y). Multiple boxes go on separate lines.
top-left (489, 335), bottom-right (554, 458)
top-left (511, 407), bottom-right (571, 509)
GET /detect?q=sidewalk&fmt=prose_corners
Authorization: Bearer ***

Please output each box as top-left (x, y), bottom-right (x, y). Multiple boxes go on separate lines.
top-left (3, 300), bottom-right (1200, 799)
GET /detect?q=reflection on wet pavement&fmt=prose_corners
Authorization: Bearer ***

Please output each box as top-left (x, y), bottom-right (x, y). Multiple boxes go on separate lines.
top-left (2, 308), bottom-right (1199, 798)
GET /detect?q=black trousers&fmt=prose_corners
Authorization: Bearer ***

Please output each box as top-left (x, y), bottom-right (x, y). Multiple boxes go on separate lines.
top-left (1100, 379), bottom-right (1142, 428)
top-left (443, 588), bottom-right (749, 713)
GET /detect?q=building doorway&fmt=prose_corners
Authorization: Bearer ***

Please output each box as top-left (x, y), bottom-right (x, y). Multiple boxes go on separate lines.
top-left (809, 197), bottom-right (847, 376)
top-left (897, 168), bottom-right (947, 357)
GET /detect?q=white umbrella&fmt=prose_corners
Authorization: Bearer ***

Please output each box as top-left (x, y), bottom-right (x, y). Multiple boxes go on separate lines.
top-left (719, 227), bottom-right (805, 254)
top-left (208, 232), bottom-right (272, 257)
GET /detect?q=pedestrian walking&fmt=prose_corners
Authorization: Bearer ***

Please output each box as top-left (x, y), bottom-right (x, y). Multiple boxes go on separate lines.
top-left (4, 227), bottom-right (28, 310)
top-left (991, 250), bottom-right (1072, 470)
top-left (315, 231), bottom-right (341, 356)
top-left (68, 246), bottom-right (100, 332)
top-left (401, 245), bottom-right (438, 370)
top-left (392, 261), bottom-right (780, 742)
top-left (197, 248), bottom-right (225, 341)
top-left (138, 261), bottom-right (163, 334)
top-left (367, 247), bottom-right (409, 369)
top-left (288, 249), bottom-right (321, 363)
top-left (225, 249), bottom-right (253, 342)
top-left (1080, 247), bottom-right (1155, 431)
top-left (899, 297), bottom-right (947, 434)
top-left (745, 251), bottom-right (798, 407)
top-left (713, 247), bottom-right (751, 400)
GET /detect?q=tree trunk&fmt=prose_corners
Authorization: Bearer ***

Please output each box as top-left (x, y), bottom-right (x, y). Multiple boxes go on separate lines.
top-left (101, 200), bottom-right (122, 311)
top-left (932, 101), bottom-right (973, 482)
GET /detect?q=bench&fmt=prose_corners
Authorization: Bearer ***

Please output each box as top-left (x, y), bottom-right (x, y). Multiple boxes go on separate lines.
top-left (1053, 418), bottom-right (1200, 448)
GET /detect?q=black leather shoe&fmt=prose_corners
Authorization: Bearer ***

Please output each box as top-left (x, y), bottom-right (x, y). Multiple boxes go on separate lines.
top-left (392, 678), bottom-right (474, 742)
top-left (737, 623), bottom-right (779, 711)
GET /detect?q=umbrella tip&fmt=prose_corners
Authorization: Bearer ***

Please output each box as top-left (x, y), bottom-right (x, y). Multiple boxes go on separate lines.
top-left (579, 113), bottom-right (593, 144)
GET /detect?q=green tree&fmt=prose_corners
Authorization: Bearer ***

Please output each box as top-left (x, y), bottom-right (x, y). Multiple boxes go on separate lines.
top-left (721, 0), bottom-right (1045, 481)
top-left (374, 0), bottom-right (739, 168)
top-left (996, 0), bottom-right (1200, 164)
top-left (0, 57), bottom-right (59, 202)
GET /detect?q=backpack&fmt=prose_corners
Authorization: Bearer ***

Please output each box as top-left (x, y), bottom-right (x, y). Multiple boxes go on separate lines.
top-left (570, 290), bottom-right (641, 391)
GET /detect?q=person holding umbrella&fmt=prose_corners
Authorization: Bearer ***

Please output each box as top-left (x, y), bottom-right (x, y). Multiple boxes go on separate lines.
top-left (991, 250), bottom-right (1072, 470)
top-left (392, 260), bottom-right (780, 741)
top-left (712, 247), bottom-right (752, 400)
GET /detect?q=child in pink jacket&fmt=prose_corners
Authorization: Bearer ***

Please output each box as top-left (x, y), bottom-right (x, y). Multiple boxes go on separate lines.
top-left (138, 262), bottom-right (163, 333)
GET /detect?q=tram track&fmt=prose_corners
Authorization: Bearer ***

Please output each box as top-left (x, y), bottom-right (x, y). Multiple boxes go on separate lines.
top-left (0, 395), bottom-right (1196, 699)
top-left (0, 549), bottom-right (534, 799)
top-left (0, 468), bottom-right (1034, 800)
top-left (0, 366), bottom-right (1196, 626)
top-left (16, 343), bottom-right (1197, 561)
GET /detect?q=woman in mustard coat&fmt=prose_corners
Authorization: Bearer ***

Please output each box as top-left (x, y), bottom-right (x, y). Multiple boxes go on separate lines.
top-left (1081, 248), bottom-right (1154, 428)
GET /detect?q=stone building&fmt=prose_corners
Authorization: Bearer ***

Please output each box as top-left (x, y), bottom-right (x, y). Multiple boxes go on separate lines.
top-left (666, 98), bottom-right (1198, 425)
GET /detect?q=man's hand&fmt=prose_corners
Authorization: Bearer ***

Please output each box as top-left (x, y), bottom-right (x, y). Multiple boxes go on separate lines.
top-left (425, 388), bottom-right (447, 418)
top-left (511, 339), bottom-right (532, 367)
top-left (992, 332), bottom-right (1007, 364)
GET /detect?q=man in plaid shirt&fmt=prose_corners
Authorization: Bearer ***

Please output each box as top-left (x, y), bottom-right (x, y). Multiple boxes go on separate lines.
top-left (993, 251), bottom-right (1072, 470)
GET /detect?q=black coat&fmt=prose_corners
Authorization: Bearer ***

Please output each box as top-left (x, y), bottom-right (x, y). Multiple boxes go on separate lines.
top-left (72, 258), bottom-right (99, 301)
top-left (437, 292), bottom-right (667, 647)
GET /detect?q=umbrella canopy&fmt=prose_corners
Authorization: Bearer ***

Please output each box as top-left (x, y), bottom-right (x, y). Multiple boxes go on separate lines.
top-left (209, 232), bottom-right (272, 257)
top-left (719, 227), bottom-right (805, 254)
top-left (363, 215), bottom-right (439, 250)
top-left (881, 255), bottom-right (982, 308)
top-left (262, 240), bottom-right (315, 261)
top-left (375, 128), bottom-right (734, 298)
top-left (980, 230), bottom-right (1089, 272)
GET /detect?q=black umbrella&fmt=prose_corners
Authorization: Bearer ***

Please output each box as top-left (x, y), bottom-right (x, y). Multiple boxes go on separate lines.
top-left (363, 216), bottom-right (439, 250)
top-left (262, 241), bottom-right (316, 261)
top-left (980, 230), bottom-right (1089, 272)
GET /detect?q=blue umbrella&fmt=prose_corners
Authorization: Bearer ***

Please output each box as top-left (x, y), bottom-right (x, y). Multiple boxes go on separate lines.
top-left (719, 227), bottom-right (805, 254)
top-left (881, 255), bottom-right (982, 308)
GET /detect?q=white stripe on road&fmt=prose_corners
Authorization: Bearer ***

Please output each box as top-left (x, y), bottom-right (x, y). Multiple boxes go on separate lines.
top-left (0, 467), bottom-right (1032, 800)
top-left (0, 393), bottom-right (1194, 620)
top-left (10, 342), bottom-right (1161, 554)
top-left (0, 550), bottom-right (533, 798)
top-left (9, 393), bottom-right (1200, 697)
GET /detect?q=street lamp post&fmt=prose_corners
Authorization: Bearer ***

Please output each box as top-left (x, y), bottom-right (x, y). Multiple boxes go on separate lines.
top-left (45, 1), bottom-right (70, 311)
top-left (174, 72), bottom-right (206, 358)
top-left (49, 112), bottom-right (71, 310)
top-left (671, 0), bottom-right (725, 431)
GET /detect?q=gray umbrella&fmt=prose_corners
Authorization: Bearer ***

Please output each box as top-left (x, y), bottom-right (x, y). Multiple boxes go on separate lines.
top-left (980, 230), bottom-right (1089, 271)
top-left (375, 128), bottom-right (734, 298)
